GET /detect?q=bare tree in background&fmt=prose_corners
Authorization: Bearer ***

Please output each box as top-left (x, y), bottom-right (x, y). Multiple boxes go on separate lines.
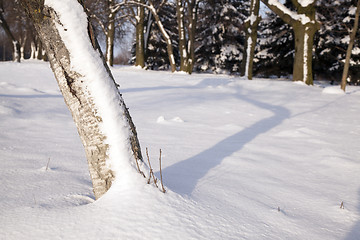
top-left (261, 0), bottom-right (320, 85)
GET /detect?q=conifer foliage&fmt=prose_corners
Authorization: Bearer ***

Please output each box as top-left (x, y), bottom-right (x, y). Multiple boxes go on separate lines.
top-left (195, 0), bottom-right (248, 73)
top-left (315, 0), bottom-right (360, 85)
top-left (255, 0), bottom-right (294, 77)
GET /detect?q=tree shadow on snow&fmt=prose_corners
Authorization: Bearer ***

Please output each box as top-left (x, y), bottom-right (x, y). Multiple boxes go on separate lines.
top-left (344, 189), bottom-right (360, 240)
top-left (159, 84), bottom-right (291, 196)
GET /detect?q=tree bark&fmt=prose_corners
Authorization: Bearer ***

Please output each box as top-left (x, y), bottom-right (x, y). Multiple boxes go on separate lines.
top-left (135, 0), bottom-right (145, 68)
top-left (341, 0), bottom-right (360, 91)
top-left (241, 0), bottom-right (261, 80)
top-left (21, 0), bottom-right (143, 199)
top-left (105, 0), bottom-right (115, 67)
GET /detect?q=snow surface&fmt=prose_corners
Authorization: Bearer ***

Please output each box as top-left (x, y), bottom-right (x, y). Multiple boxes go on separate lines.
top-left (1, 61), bottom-right (360, 239)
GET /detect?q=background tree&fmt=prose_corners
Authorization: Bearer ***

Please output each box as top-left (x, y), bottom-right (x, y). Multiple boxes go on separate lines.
top-left (314, 0), bottom-right (360, 85)
top-left (195, 0), bottom-right (248, 73)
top-left (261, 0), bottom-right (320, 85)
top-left (341, 0), bottom-right (360, 91)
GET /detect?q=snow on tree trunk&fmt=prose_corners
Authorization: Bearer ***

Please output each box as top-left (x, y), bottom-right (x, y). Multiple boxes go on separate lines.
top-left (106, 13), bottom-right (115, 67)
top-left (341, 0), bottom-right (360, 91)
top-left (241, 0), bottom-right (261, 80)
top-left (22, 0), bottom-right (144, 199)
top-left (261, 0), bottom-right (319, 85)
top-left (293, 23), bottom-right (317, 84)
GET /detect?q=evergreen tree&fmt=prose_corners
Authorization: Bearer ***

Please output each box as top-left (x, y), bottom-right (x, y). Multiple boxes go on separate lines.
top-left (145, 1), bottom-right (179, 70)
top-left (195, 0), bottom-right (248, 73)
top-left (255, 0), bottom-right (294, 77)
top-left (315, 0), bottom-right (360, 85)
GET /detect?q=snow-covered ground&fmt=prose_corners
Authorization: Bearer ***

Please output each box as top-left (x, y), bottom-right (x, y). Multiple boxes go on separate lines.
top-left (0, 60), bottom-right (359, 239)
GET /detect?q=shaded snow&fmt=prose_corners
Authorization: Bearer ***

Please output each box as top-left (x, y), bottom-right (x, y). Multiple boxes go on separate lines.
top-left (1, 61), bottom-right (360, 239)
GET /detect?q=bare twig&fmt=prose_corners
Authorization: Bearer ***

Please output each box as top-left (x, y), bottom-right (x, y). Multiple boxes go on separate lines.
top-left (134, 148), bottom-right (146, 178)
top-left (159, 149), bottom-right (166, 193)
top-left (46, 157), bottom-right (51, 171)
top-left (146, 148), bottom-right (158, 187)
top-left (33, 194), bottom-right (37, 205)
top-left (340, 201), bottom-right (344, 209)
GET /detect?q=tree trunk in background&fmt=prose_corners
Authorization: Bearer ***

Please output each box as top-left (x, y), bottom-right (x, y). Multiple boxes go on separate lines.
top-left (22, 0), bottom-right (143, 199)
top-left (292, 22), bottom-right (317, 84)
top-left (135, 0), bottom-right (145, 68)
top-left (261, 0), bottom-right (319, 85)
top-left (186, 0), bottom-right (197, 74)
top-left (0, 3), bottom-right (21, 62)
top-left (341, 0), bottom-right (360, 91)
top-left (177, 0), bottom-right (188, 72)
top-left (105, 0), bottom-right (115, 67)
top-left (241, 0), bottom-right (261, 80)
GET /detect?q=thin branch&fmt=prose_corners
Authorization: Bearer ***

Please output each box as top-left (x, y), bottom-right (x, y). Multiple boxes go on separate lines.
top-left (159, 149), bottom-right (166, 193)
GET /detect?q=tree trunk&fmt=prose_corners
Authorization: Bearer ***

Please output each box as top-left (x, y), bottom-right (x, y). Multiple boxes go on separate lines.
top-left (341, 0), bottom-right (360, 91)
top-left (292, 22), bottom-right (317, 85)
top-left (105, 0), bottom-right (116, 67)
top-left (106, 15), bottom-right (115, 66)
top-left (241, 0), bottom-right (260, 80)
top-left (135, 0), bottom-right (145, 68)
top-left (186, 0), bottom-right (197, 74)
top-left (22, 0), bottom-right (143, 199)
top-left (177, 0), bottom-right (188, 72)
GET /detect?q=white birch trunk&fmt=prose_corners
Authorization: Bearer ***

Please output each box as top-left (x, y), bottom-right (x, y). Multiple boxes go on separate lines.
top-left (23, 0), bottom-right (144, 199)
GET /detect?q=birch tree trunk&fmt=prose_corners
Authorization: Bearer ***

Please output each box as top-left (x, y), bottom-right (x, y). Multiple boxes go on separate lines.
top-left (21, 0), bottom-right (143, 200)
top-left (261, 0), bottom-right (319, 85)
top-left (241, 0), bottom-right (261, 80)
top-left (341, 0), bottom-right (360, 91)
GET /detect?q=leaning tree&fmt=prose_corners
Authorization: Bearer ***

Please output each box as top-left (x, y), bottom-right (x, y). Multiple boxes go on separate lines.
top-left (21, 0), bottom-right (146, 199)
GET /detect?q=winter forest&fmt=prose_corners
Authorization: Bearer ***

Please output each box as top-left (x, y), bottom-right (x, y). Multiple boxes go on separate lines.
top-left (1, 0), bottom-right (360, 86)
top-left (1, 0), bottom-right (360, 239)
